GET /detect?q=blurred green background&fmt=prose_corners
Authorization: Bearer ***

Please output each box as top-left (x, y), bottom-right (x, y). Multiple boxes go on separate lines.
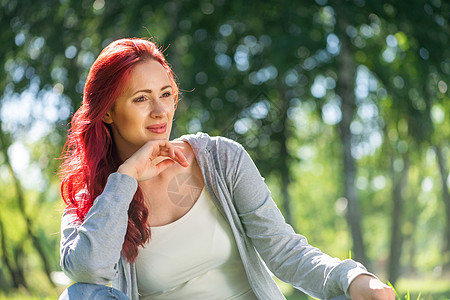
top-left (0, 0), bottom-right (449, 299)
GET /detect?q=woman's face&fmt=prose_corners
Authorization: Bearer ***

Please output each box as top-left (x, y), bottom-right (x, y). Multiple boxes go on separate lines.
top-left (103, 59), bottom-right (176, 160)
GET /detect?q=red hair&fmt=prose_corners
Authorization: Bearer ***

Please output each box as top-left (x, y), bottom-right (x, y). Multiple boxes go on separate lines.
top-left (59, 38), bottom-right (179, 262)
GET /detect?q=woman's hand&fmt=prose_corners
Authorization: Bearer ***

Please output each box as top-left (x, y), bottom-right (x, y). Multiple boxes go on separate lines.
top-left (348, 275), bottom-right (395, 299)
top-left (117, 140), bottom-right (189, 181)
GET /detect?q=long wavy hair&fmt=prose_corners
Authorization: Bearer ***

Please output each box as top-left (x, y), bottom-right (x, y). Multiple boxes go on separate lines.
top-left (59, 38), bottom-right (179, 262)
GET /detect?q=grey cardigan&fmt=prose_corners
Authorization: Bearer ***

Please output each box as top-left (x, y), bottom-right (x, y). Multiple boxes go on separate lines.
top-left (60, 132), bottom-right (371, 300)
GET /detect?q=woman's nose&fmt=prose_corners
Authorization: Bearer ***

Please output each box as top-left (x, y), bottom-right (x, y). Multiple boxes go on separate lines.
top-left (150, 101), bottom-right (167, 118)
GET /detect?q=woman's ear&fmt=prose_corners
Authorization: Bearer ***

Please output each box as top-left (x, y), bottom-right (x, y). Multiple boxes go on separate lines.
top-left (102, 111), bottom-right (113, 124)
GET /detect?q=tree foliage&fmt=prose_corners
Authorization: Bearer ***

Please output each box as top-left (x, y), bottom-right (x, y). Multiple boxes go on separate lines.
top-left (0, 0), bottom-right (449, 297)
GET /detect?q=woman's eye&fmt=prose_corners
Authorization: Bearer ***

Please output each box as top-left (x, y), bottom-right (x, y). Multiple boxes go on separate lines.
top-left (162, 91), bottom-right (172, 98)
top-left (134, 96), bottom-right (147, 102)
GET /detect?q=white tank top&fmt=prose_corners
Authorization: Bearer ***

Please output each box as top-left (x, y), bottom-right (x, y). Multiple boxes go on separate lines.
top-left (135, 188), bottom-right (258, 300)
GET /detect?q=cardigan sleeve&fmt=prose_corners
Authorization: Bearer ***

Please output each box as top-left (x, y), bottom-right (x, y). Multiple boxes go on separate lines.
top-left (60, 172), bottom-right (138, 284)
top-left (229, 143), bottom-right (373, 299)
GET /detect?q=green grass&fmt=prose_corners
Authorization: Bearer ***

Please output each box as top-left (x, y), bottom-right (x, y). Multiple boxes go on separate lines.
top-left (0, 284), bottom-right (64, 300)
top-left (279, 276), bottom-right (450, 300)
top-left (394, 277), bottom-right (450, 300)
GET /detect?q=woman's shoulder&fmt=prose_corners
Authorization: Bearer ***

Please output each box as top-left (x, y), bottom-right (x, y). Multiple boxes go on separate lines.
top-left (176, 133), bottom-right (248, 177)
top-left (177, 132), bottom-right (244, 153)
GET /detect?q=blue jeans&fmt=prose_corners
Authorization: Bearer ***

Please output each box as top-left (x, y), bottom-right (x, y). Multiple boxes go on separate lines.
top-left (59, 283), bottom-right (129, 300)
top-left (331, 295), bottom-right (348, 300)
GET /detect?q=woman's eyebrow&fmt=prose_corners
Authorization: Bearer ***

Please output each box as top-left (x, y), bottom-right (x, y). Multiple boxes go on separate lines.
top-left (132, 85), bottom-right (172, 96)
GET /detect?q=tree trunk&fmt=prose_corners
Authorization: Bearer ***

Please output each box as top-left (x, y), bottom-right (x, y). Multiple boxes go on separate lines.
top-left (335, 18), bottom-right (368, 267)
top-left (388, 153), bottom-right (410, 286)
top-left (0, 218), bottom-right (27, 288)
top-left (420, 58), bottom-right (450, 273)
top-left (276, 82), bottom-right (293, 227)
top-left (0, 123), bottom-right (55, 288)
top-left (403, 169), bottom-right (423, 277)
top-left (406, 210), bottom-right (418, 276)
top-left (435, 144), bottom-right (450, 272)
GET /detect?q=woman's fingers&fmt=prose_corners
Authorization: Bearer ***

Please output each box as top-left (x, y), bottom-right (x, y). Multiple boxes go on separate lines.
top-left (119, 140), bottom-right (190, 181)
top-left (151, 142), bottom-right (189, 167)
top-left (154, 158), bottom-right (176, 173)
top-left (173, 146), bottom-right (189, 167)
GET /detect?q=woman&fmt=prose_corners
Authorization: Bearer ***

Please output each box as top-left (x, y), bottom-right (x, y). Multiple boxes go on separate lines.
top-left (59, 38), bottom-right (394, 300)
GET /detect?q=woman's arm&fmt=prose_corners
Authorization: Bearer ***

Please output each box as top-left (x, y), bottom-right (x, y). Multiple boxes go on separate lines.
top-left (229, 144), bottom-right (391, 299)
top-left (60, 140), bottom-right (188, 284)
top-left (60, 173), bottom-right (137, 284)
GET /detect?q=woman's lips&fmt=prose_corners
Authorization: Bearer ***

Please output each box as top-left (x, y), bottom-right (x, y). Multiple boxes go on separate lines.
top-left (146, 123), bottom-right (167, 134)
